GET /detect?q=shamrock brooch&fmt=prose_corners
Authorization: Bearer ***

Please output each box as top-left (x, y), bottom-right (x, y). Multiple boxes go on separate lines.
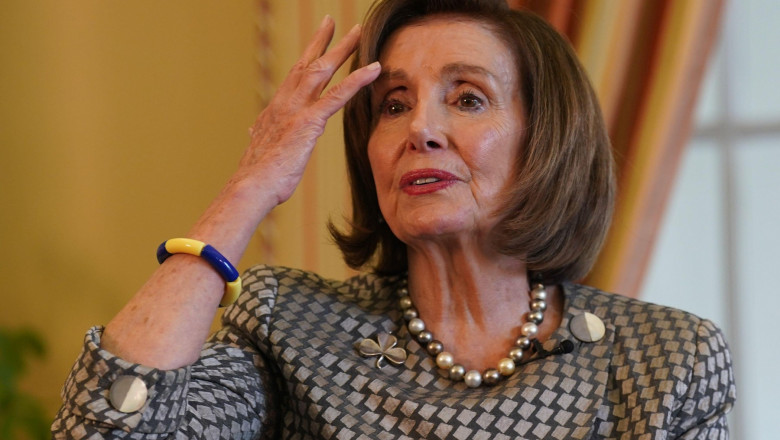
top-left (357, 333), bottom-right (407, 368)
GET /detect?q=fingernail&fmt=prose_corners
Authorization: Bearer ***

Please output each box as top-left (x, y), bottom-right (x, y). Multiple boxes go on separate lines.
top-left (320, 15), bottom-right (332, 28)
top-left (366, 61), bottom-right (380, 71)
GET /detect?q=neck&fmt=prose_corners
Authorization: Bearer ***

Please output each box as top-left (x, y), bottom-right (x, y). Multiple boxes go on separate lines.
top-left (407, 244), bottom-right (529, 327)
top-left (405, 242), bottom-right (556, 371)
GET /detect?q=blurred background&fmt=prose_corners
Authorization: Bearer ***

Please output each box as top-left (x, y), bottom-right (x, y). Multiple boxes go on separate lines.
top-left (0, 0), bottom-right (777, 438)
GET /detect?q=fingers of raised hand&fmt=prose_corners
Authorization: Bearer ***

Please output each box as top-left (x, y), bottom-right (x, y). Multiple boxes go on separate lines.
top-left (297, 23), bottom-right (362, 94)
top-left (247, 17), bottom-right (378, 156)
top-left (313, 61), bottom-right (380, 119)
top-left (299, 15), bottom-right (337, 66)
top-left (275, 16), bottom-right (335, 95)
top-left (280, 18), bottom-right (362, 96)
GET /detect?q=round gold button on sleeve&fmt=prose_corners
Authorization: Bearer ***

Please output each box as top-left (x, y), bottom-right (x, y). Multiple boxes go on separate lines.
top-left (109, 375), bottom-right (148, 413)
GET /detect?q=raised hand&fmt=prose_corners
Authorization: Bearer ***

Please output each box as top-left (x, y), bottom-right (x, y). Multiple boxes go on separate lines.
top-left (235, 15), bottom-right (380, 206)
top-left (101, 17), bottom-right (380, 370)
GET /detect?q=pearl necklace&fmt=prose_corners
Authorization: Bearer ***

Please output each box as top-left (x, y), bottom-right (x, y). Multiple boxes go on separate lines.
top-left (398, 280), bottom-right (548, 388)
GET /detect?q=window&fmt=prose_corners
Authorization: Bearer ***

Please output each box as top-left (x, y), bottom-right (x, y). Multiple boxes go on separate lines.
top-left (641, 0), bottom-right (780, 437)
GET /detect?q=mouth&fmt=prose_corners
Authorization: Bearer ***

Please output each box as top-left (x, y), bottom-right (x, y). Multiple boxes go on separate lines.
top-left (411, 177), bottom-right (442, 185)
top-left (399, 168), bottom-right (459, 195)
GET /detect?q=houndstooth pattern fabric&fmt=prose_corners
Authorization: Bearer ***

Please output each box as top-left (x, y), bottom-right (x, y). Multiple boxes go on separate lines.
top-left (52, 265), bottom-right (736, 439)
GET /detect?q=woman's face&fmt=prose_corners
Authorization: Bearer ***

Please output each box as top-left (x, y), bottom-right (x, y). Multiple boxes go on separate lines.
top-left (368, 17), bottom-right (525, 248)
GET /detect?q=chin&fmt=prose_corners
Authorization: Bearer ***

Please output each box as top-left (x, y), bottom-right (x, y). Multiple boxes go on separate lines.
top-left (391, 212), bottom-right (478, 243)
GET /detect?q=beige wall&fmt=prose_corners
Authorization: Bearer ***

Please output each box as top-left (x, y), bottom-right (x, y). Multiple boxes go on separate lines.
top-left (0, 0), bottom-right (369, 418)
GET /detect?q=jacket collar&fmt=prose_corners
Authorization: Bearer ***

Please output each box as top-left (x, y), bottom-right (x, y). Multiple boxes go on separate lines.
top-left (519, 282), bottom-right (614, 435)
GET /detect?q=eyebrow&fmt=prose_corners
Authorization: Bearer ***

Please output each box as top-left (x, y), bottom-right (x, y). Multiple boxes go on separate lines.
top-left (441, 63), bottom-right (497, 81)
top-left (375, 62), bottom-right (498, 84)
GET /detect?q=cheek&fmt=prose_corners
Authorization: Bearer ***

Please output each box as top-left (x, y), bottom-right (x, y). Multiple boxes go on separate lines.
top-left (466, 130), bottom-right (521, 191)
top-left (367, 140), bottom-right (391, 195)
top-left (467, 129), bottom-right (514, 169)
top-left (367, 130), bottom-right (400, 186)
top-left (366, 140), bottom-right (380, 179)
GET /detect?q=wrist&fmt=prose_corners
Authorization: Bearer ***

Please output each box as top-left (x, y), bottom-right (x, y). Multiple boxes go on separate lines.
top-left (185, 174), bottom-right (276, 263)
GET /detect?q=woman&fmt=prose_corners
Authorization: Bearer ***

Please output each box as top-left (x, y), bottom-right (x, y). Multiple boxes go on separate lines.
top-left (53, 0), bottom-right (735, 438)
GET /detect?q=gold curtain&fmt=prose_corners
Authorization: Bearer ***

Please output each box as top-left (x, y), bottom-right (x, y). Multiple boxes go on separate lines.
top-left (510, 0), bottom-right (725, 296)
top-left (0, 0), bottom-right (258, 417)
top-left (250, 0), bottom-right (372, 280)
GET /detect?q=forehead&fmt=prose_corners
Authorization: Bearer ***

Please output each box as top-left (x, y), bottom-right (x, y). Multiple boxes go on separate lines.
top-left (378, 16), bottom-right (517, 82)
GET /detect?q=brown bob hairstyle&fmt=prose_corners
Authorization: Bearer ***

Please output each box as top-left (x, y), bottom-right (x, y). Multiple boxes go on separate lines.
top-left (329, 0), bottom-right (615, 284)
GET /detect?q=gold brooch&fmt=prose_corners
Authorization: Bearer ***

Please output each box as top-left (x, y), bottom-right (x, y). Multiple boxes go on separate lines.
top-left (357, 333), bottom-right (407, 368)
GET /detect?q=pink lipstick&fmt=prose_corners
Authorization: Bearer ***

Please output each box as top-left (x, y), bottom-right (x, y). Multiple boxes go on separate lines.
top-left (399, 168), bottom-right (459, 195)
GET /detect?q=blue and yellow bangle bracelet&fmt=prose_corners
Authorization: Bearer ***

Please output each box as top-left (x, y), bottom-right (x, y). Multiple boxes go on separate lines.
top-left (156, 238), bottom-right (241, 307)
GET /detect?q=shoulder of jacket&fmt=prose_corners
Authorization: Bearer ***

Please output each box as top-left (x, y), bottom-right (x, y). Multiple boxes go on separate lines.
top-left (567, 282), bottom-right (704, 325)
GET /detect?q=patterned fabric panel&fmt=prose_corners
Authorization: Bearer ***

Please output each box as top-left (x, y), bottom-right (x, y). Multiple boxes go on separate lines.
top-left (578, 287), bottom-right (736, 439)
top-left (52, 265), bottom-right (736, 439)
top-left (52, 327), bottom-right (190, 437)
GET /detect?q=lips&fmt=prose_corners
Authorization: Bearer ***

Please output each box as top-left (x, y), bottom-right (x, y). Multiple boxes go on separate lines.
top-left (399, 168), bottom-right (459, 195)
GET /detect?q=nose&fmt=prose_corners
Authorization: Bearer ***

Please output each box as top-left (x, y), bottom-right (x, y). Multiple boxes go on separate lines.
top-left (407, 99), bottom-right (447, 151)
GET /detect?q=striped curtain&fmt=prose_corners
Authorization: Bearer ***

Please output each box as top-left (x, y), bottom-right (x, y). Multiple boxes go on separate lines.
top-left (510, 0), bottom-right (725, 296)
top-left (250, 0), bottom-right (372, 280)
top-left (254, 0), bottom-right (725, 295)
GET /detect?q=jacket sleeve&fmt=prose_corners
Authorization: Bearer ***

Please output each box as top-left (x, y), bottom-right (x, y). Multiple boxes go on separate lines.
top-left (51, 266), bottom-right (282, 439)
top-left (672, 319), bottom-right (737, 439)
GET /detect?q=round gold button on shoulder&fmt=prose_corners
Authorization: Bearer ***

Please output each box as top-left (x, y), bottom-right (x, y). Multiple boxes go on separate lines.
top-left (109, 375), bottom-right (148, 413)
top-left (569, 312), bottom-right (606, 343)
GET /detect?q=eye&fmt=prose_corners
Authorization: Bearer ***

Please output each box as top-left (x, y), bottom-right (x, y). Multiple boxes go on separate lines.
top-left (379, 99), bottom-right (407, 116)
top-left (456, 90), bottom-right (484, 110)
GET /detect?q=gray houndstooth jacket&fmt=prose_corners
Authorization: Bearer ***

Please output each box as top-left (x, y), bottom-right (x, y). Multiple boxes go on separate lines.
top-left (52, 265), bottom-right (736, 439)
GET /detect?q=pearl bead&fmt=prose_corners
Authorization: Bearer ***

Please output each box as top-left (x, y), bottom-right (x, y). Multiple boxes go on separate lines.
top-left (521, 322), bottom-right (538, 338)
top-left (427, 340), bottom-right (443, 356)
top-left (532, 286), bottom-right (547, 301)
top-left (408, 318), bottom-right (425, 335)
top-left (498, 358), bottom-right (516, 376)
top-left (528, 310), bottom-right (544, 324)
top-left (399, 296), bottom-right (413, 310)
top-left (531, 299), bottom-right (547, 312)
top-left (464, 370), bottom-right (482, 388)
top-left (403, 308), bottom-right (418, 321)
top-left (436, 352), bottom-right (454, 369)
top-left (508, 346), bottom-right (525, 362)
top-left (398, 287), bottom-right (408, 296)
top-left (515, 336), bottom-right (531, 349)
top-left (449, 364), bottom-right (466, 381)
top-left (416, 330), bottom-right (433, 344)
top-left (483, 369), bottom-right (501, 385)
